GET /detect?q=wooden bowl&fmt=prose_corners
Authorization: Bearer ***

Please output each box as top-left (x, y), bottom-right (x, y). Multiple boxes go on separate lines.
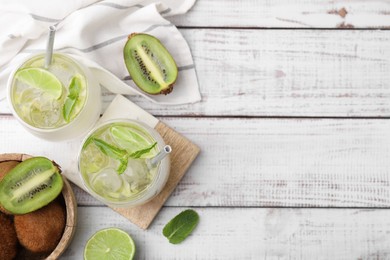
top-left (0, 153), bottom-right (77, 260)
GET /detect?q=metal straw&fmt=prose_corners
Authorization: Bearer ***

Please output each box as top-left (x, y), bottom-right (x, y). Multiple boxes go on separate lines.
top-left (147, 145), bottom-right (172, 169)
top-left (44, 26), bottom-right (56, 68)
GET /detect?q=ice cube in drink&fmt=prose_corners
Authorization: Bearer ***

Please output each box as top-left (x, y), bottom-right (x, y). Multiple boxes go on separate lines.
top-left (8, 53), bottom-right (101, 141)
top-left (79, 120), bottom-right (170, 207)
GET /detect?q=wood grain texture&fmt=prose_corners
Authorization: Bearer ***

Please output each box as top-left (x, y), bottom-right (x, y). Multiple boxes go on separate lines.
top-left (1, 30), bottom-right (389, 117)
top-left (168, 0), bottom-right (390, 28)
top-left (113, 121), bottom-right (200, 229)
top-left (1, 2), bottom-right (389, 258)
top-left (125, 29), bottom-right (390, 117)
top-left (48, 176), bottom-right (77, 260)
top-left (2, 116), bottom-right (386, 207)
top-left (163, 117), bottom-right (390, 207)
top-left (61, 207), bottom-right (390, 259)
top-left (0, 153), bottom-right (78, 260)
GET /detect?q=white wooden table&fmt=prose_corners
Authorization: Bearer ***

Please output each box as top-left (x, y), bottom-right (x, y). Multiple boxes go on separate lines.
top-left (1, 1), bottom-right (390, 259)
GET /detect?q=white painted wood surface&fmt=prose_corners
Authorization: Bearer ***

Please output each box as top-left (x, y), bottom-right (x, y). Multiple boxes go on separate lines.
top-left (4, 29), bottom-right (389, 117)
top-left (129, 29), bottom-right (390, 117)
top-left (0, 0), bottom-right (389, 259)
top-left (61, 207), bottom-right (390, 259)
top-left (168, 0), bottom-right (390, 28)
top-left (1, 115), bottom-right (389, 208)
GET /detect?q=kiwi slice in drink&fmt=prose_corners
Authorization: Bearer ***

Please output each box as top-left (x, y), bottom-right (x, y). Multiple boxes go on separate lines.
top-left (0, 157), bottom-right (63, 215)
top-left (123, 33), bottom-right (178, 95)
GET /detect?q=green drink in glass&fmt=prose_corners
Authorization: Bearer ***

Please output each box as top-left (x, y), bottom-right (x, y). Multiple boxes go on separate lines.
top-left (79, 119), bottom-right (170, 207)
top-left (7, 53), bottom-right (101, 141)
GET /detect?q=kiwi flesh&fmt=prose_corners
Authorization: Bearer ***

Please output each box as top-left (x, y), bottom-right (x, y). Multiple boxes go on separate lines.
top-left (0, 161), bottom-right (20, 214)
top-left (0, 157), bottom-right (63, 215)
top-left (124, 33), bottom-right (178, 95)
top-left (0, 161), bottom-right (20, 182)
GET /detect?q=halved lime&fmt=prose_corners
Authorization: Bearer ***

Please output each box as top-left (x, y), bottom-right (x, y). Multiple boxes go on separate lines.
top-left (15, 68), bottom-right (63, 99)
top-left (111, 126), bottom-right (156, 158)
top-left (84, 228), bottom-right (135, 260)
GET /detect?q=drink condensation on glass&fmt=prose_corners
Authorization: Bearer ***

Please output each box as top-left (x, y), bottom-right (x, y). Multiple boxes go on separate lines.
top-left (78, 119), bottom-right (170, 207)
top-left (7, 53), bottom-right (101, 141)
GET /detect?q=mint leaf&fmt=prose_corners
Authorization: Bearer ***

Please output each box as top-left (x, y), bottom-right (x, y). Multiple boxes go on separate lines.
top-left (62, 98), bottom-right (77, 122)
top-left (117, 159), bottom-right (128, 175)
top-left (163, 209), bottom-right (199, 244)
top-left (92, 138), bottom-right (128, 174)
top-left (129, 142), bottom-right (157, 159)
top-left (62, 75), bottom-right (81, 122)
top-left (68, 75), bottom-right (81, 99)
top-left (83, 136), bottom-right (94, 149)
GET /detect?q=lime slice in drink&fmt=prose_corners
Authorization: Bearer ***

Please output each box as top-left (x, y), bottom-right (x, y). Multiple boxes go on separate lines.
top-left (80, 144), bottom-right (109, 174)
top-left (15, 68), bottom-right (63, 99)
top-left (111, 126), bottom-right (156, 158)
top-left (84, 228), bottom-right (135, 260)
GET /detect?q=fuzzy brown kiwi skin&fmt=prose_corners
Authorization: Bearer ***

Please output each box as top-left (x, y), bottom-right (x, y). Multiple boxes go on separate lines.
top-left (128, 32), bottom-right (137, 40)
top-left (127, 33), bottom-right (177, 95)
top-left (52, 160), bottom-right (62, 174)
top-left (0, 212), bottom-right (18, 260)
top-left (14, 200), bottom-right (65, 253)
top-left (160, 84), bottom-right (174, 95)
top-left (0, 161), bottom-right (19, 182)
top-left (0, 204), bottom-right (10, 215)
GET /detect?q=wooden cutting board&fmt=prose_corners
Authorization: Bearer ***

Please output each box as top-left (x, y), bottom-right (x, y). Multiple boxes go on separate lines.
top-left (113, 121), bottom-right (200, 229)
top-left (70, 95), bottom-right (200, 229)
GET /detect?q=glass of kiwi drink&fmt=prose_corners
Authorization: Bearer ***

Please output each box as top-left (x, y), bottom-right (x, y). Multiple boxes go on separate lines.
top-left (7, 53), bottom-right (101, 141)
top-left (78, 119), bottom-right (170, 207)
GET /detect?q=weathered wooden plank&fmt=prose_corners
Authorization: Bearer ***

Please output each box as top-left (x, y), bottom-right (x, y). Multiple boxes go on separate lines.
top-left (1, 115), bottom-right (389, 207)
top-left (168, 0), bottom-right (390, 28)
top-left (129, 29), bottom-right (390, 117)
top-left (61, 207), bottom-right (390, 259)
top-left (2, 30), bottom-right (389, 117)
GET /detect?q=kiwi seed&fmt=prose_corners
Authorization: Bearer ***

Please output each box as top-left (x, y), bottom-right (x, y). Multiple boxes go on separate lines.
top-left (123, 33), bottom-right (178, 95)
top-left (0, 157), bottom-right (63, 215)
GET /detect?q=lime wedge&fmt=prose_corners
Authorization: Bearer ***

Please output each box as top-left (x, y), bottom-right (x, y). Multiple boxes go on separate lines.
top-left (111, 126), bottom-right (155, 157)
top-left (84, 228), bottom-right (135, 260)
top-left (15, 68), bottom-right (63, 99)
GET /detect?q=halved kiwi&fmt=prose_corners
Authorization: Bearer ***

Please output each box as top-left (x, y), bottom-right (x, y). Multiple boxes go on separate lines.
top-left (0, 161), bottom-right (20, 214)
top-left (0, 157), bottom-right (63, 215)
top-left (123, 33), bottom-right (178, 95)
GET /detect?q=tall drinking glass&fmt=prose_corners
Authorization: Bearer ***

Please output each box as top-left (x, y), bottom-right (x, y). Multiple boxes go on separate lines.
top-left (78, 119), bottom-right (170, 208)
top-left (7, 53), bottom-right (101, 141)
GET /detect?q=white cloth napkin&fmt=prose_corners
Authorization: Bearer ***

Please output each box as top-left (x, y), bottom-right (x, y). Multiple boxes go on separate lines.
top-left (0, 0), bottom-right (201, 105)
